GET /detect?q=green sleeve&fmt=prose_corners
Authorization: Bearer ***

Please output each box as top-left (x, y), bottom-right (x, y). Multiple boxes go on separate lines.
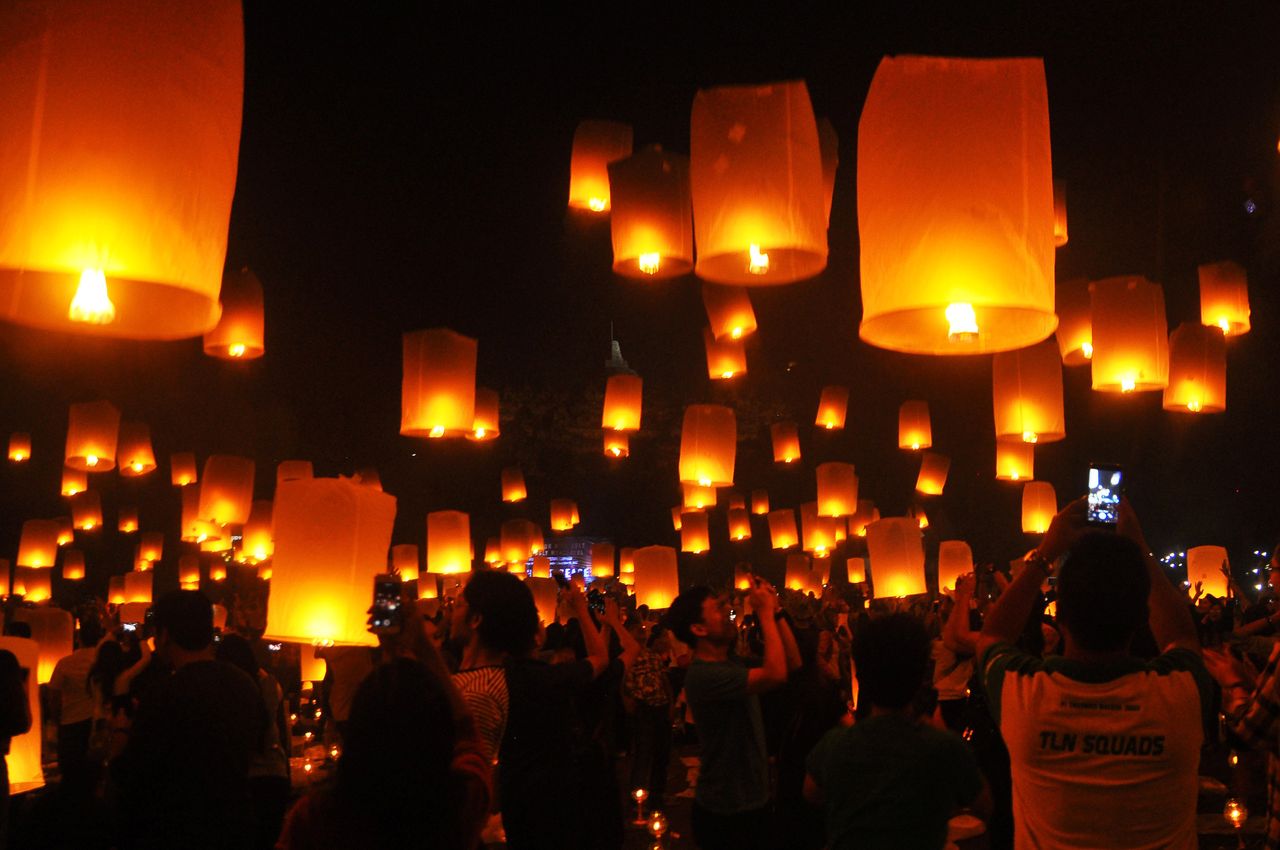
top-left (685, 661), bottom-right (749, 703)
top-left (979, 642), bottom-right (1043, 726)
top-left (1146, 647), bottom-right (1215, 732)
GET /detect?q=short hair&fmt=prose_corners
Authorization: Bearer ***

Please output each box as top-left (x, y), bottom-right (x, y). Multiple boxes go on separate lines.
top-left (664, 587), bottom-right (713, 647)
top-left (215, 632), bottom-right (260, 679)
top-left (1056, 532), bottom-right (1150, 653)
top-left (152, 590), bottom-right (214, 652)
top-left (461, 570), bottom-right (538, 657)
top-left (853, 613), bottom-right (930, 710)
top-left (78, 616), bottom-right (104, 648)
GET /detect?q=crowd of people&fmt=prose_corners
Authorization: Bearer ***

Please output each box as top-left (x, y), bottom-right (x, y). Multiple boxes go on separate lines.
top-left (0, 496), bottom-right (1275, 848)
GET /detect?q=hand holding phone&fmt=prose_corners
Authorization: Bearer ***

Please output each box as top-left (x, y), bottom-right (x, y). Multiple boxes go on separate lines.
top-left (369, 575), bottom-right (403, 634)
top-left (1087, 464), bottom-right (1123, 526)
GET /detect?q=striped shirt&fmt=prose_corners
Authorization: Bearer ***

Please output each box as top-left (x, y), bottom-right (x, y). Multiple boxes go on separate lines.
top-left (1225, 641), bottom-right (1280, 849)
top-left (453, 665), bottom-right (509, 763)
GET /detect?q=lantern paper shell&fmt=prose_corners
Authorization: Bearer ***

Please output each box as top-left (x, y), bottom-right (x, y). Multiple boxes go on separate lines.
top-left (682, 483), bottom-right (717, 511)
top-left (240, 501), bottom-right (274, 562)
top-left (768, 509), bottom-right (799, 550)
top-left (1187, 546), bottom-right (1230, 599)
top-left (107, 575), bottom-right (125, 604)
top-left (751, 489), bottom-right (770, 515)
top-left (670, 507), bottom-right (684, 532)
top-left (1055, 278), bottom-right (1094, 366)
top-left (0, 0), bottom-right (243, 339)
top-left (0, 637), bottom-right (43, 792)
top-left (848, 501), bottom-right (877, 538)
top-left (300, 644), bottom-right (327, 683)
top-left (198, 455), bottom-right (255, 526)
top-left (265, 477), bottom-right (396, 647)
top-left (170, 452), bottom-right (198, 486)
top-left (857, 56), bottom-right (1056, 354)
top-left (209, 562), bottom-right (227, 581)
top-left (704, 328), bottom-right (747, 380)
top-left (500, 519), bottom-right (538, 565)
top-left (179, 555), bottom-right (200, 587)
top-left (590, 543), bottom-right (614, 579)
top-left (550, 499), bottom-right (579, 532)
top-left (55, 517), bottom-right (73, 547)
top-left (427, 511), bottom-right (471, 574)
top-left (138, 532), bottom-right (163, 564)
top-left (771, 422), bottom-right (802, 464)
top-left (816, 462), bottom-right (858, 517)
top-left (203, 267), bottom-right (264, 359)
top-left (734, 563), bottom-right (753, 590)
top-left (181, 487), bottom-right (221, 543)
top-left (866, 518), bottom-right (927, 598)
top-left (786, 553), bottom-right (816, 593)
top-left (818, 116), bottom-right (839, 225)
top-left (846, 557), bottom-right (867, 584)
top-left (1053, 180), bottom-right (1068, 247)
top-left (702, 283), bottom-right (758, 341)
top-left (277, 460), bottom-right (313, 484)
top-left (937, 540), bottom-right (974, 592)
top-left (1090, 276), bottom-right (1169, 393)
top-left (118, 602), bottom-right (148, 626)
top-left (690, 80), bottom-right (827, 285)
top-left (467, 388), bottom-right (500, 441)
top-left (725, 491), bottom-right (745, 511)
top-left (728, 508), bottom-right (752, 541)
top-left (898, 402), bottom-right (932, 450)
top-left (815, 386), bottom-right (849, 431)
top-left (1163, 322), bottom-right (1226, 414)
top-left (1198, 260), bottom-right (1250, 337)
top-left (633, 546), bottom-right (680, 610)
top-left (915, 453), bottom-right (950, 496)
top-left (501, 467), bottom-right (527, 503)
top-left (530, 555), bottom-right (551, 578)
top-left (679, 405), bottom-right (736, 487)
top-left (8, 433), bottom-right (30, 462)
top-left (526, 576), bottom-right (559, 628)
top-left (61, 466), bottom-right (87, 497)
top-left (681, 512), bottom-right (710, 554)
top-left (602, 374), bottom-right (642, 432)
top-left (603, 432), bottom-right (630, 458)
top-left (14, 608), bottom-right (72, 686)
top-left (482, 538), bottom-right (501, 565)
top-left (61, 549), bottom-right (85, 581)
top-left (1021, 481), bottom-right (1057, 534)
top-left (568, 119), bottom-right (632, 213)
top-left (607, 145), bottom-right (693, 278)
top-left (14, 567), bottom-right (51, 602)
top-left (117, 505), bottom-right (138, 534)
top-left (995, 440), bottom-right (1034, 482)
top-left (801, 502), bottom-right (837, 557)
top-left (124, 570), bottom-right (153, 604)
top-left (992, 340), bottom-right (1065, 443)
top-left (70, 491), bottom-right (103, 531)
top-left (417, 575), bottom-right (439, 600)
top-left (401, 328), bottom-right (478, 438)
top-left (619, 548), bottom-right (636, 574)
top-left (65, 401), bottom-right (120, 471)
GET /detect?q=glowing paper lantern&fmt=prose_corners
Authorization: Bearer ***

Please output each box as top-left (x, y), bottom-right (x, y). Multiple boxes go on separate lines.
top-left (815, 386), bottom-right (849, 431)
top-left (500, 519), bottom-right (538, 565)
top-left (417, 576), bottom-right (439, 600)
top-left (180, 488), bottom-right (221, 544)
top-left (849, 501), bottom-right (879, 538)
top-left (124, 570), bottom-right (153, 604)
top-left (620, 548), bottom-right (636, 574)
top-left (107, 576), bottom-right (125, 604)
top-left (0, 637), bottom-right (43, 792)
top-left (530, 556), bottom-right (551, 579)
top-left (198, 455), bottom-right (254, 526)
top-left (240, 501), bottom-right (273, 562)
top-left (728, 508), bottom-right (752, 542)
top-left (209, 562), bottom-right (227, 581)
top-left (61, 550), bottom-right (84, 581)
top-left (1164, 322), bottom-right (1226, 414)
top-left (751, 489), bottom-right (770, 515)
top-left (607, 145), bottom-right (693, 278)
top-left (1055, 278), bottom-right (1093, 366)
top-left (300, 645), bottom-right (326, 683)
top-left (786, 553), bottom-right (815, 592)
top-left (13, 608), bottom-right (71, 687)
top-left (501, 467), bottom-right (527, 503)
top-left (768, 509), bottom-right (799, 550)
top-left (590, 543), bottom-right (615, 580)
top-left (604, 432), bottom-right (630, 458)
top-left (265, 477), bottom-right (396, 647)
top-left (817, 116), bottom-right (839, 225)
top-left (679, 405), bottom-right (736, 487)
top-left (568, 119), bottom-right (632, 213)
top-left (937, 540), bottom-right (973, 592)
top-left (1198, 261), bottom-right (1250, 337)
top-left (70, 491), bottom-right (103, 531)
top-left (670, 507), bottom-right (684, 532)
top-left (203, 267), bottom-right (264, 359)
top-left (1090, 276), bottom-right (1169, 393)
top-left (1021, 482), bottom-right (1057, 534)
top-left (61, 466), bottom-right (86, 497)
top-left (178, 555), bottom-right (200, 588)
top-left (427, 510), bottom-right (471, 574)
top-left (899, 401), bottom-right (932, 450)
top-left (681, 512), bottom-right (710, 554)
top-left (602, 374), bottom-right (643, 432)
top-left (995, 440), bottom-right (1034, 482)
top-left (690, 80), bottom-right (827, 285)
top-left (170, 452), bottom-right (198, 487)
top-left (846, 557), bottom-right (866, 584)
top-left (867, 518), bottom-right (927, 598)
top-left (117, 505), bottom-right (138, 534)
top-left (915, 453), bottom-right (950, 496)
top-left (992, 340), bottom-right (1065, 443)
top-left (725, 491), bottom-right (746, 511)
top-left (388, 545), bottom-right (417, 582)
top-left (801, 502), bottom-right (837, 558)
top-left (467, 388), bottom-right (500, 442)
top-left (910, 505), bottom-right (930, 530)
top-left (1053, 180), bottom-right (1068, 247)
top-left (65, 401), bottom-right (120, 471)
top-left (482, 538), bottom-right (501, 566)
top-left (633, 546), bottom-right (680, 610)
top-left (55, 518), bottom-right (73, 547)
top-left (771, 422), bottom-right (801, 464)
top-left (550, 499), bottom-right (578, 532)
top-left (816, 462), bottom-right (858, 517)
top-left (682, 483), bottom-right (717, 511)
top-left (277, 460), bottom-right (313, 484)
top-left (703, 328), bottom-right (747, 380)
top-left (702, 284), bottom-right (758, 341)
top-left (14, 567), bottom-right (51, 602)
top-left (138, 532), bottom-right (163, 564)
top-left (401, 328), bottom-right (478, 438)
top-left (8, 433), bottom-right (29, 463)
top-left (527, 577), bottom-right (559, 628)
top-left (734, 563), bottom-right (753, 590)
top-left (1187, 546), bottom-right (1230, 598)
top-left (857, 56), bottom-right (1056, 354)
top-left (0, 0), bottom-right (243, 340)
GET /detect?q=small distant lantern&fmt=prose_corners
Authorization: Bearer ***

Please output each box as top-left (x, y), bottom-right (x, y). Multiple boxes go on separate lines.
top-left (209, 562), bottom-right (227, 581)
top-left (590, 543), bottom-right (615, 579)
top-left (915, 452), bottom-right (951, 496)
top-left (240, 501), bottom-right (274, 562)
top-left (65, 401), bottom-right (121, 472)
top-left (198, 455), bottom-right (255, 526)
top-left (620, 548), bottom-right (636, 574)
top-left (1198, 260), bottom-right (1250, 337)
top-left (61, 466), bottom-right (87, 497)
top-left (937, 540), bottom-right (973, 592)
top-left (1052, 180), bottom-right (1068, 247)
top-left (995, 441), bottom-right (1035, 482)
top-left (682, 483), bottom-right (717, 511)
top-left (728, 508), bottom-right (752, 541)
top-left (417, 575), bottom-right (439, 600)
top-left (607, 145), bottom-right (693, 279)
top-left (633, 546), bottom-right (680, 610)
top-left (467, 388), bottom-right (500, 441)
top-left (816, 462), bottom-right (858, 517)
top-left (846, 557), bottom-right (866, 584)
top-left (170, 452), bottom-right (198, 487)
top-left (800, 501), bottom-right (837, 558)
top-left (899, 401), bottom-right (932, 450)
top-left (849, 501), bottom-right (880, 538)
top-left (1163, 322), bottom-right (1226, 414)
top-left (992, 340), bottom-right (1065, 443)
top-left (1090, 275), bottom-right (1169, 393)
top-left (17, 520), bottom-right (59, 568)
top-left (132, 548), bottom-right (151, 572)
top-left (501, 467), bottom-right (527, 503)
top-left (734, 563), bottom-right (753, 590)
top-left (530, 555), bottom-right (551, 578)
top-left (815, 386), bottom-right (850, 431)
top-left (550, 499), bottom-right (579, 532)
top-left (482, 538), bottom-right (502, 566)
top-left (117, 422), bottom-right (156, 476)
top-left (124, 570), bottom-right (153, 604)
top-left (602, 431), bottom-right (630, 459)
top-left (204, 267), bottom-right (265, 360)
top-left (62, 550), bottom-right (85, 581)
top-left (690, 80), bottom-right (828, 285)
top-left (568, 119), bottom-right (632, 214)
top-left (427, 510), bottom-right (472, 574)
top-left (55, 518), bottom-right (73, 547)
top-left (725, 491), bottom-right (745, 511)
top-left (1055, 278), bottom-right (1094, 366)
top-left (751, 489), bottom-right (770, 515)
top-left (178, 555), bottom-right (200, 588)
top-left (1021, 481), bottom-right (1057, 534)
top-left (670, 506), bottom-right (684, 532)
top-left (8, 433), bottom-right (30, 463)
top-left (15, 567), bottom-right (52, 603)
top-left (277, 460), bottom-right (313, 484)
top-left (117, 505), bottom-right (139, 534)
top-left (867, 518), bottom-right (927, 598)
top-left (1187, 546), bottom-right (1230, 598)
top-left (353, 468), bottom-right (381, 491)
top-left (681, 512), bottom-right (710, 554)
top-left (500, 519), bottom-right (539, 565)
top-left (678, 405), bottom-right (736, 487)
top-left (817, 116), bottom-right (839, 225)
top-left (910, 505), bottom-right (930, 530)
top-left (701, 283), bottom-right (758, 341)
top-left (138, 531), bottom-right (163, 563)
top-left (768, 509), bottom-right (799, 550)
top-left (392, 545), bottom-right (420, 582)
top-left (704, 328), bottom-right (747, 380)
top-left (771, 422), bottom-right (802, 464)
top-left (70, 491), bottom-right (103, 531)
top-left (14, 608), bottom-right (72, 685)
top-left (107, 575), bottom-right (125, 605)
top-left (785, 553), bottom-right (815, 593)
top-left (602, 374), bottom-right (643, 432)
top-left (401, 328), bottom-right (478, 438)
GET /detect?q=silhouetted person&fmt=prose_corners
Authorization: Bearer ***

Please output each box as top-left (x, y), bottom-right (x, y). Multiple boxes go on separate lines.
top-left (49, 616), bottom-right (104, 796)
top-left (0, 648), bottom-right (31, 849)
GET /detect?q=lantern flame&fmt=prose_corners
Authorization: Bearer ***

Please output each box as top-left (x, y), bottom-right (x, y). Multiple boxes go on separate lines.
top-left (1080, 341), bottom-right (1093, 359)
top-left (587, 197), bottom-right (607, 212)
top-left (945, 302), bottom-right (979, 341)
top-left (638, 253), bottom-right (660, 275)
top-left (1022, 431), bottom-right (1038, 444)
top-left (429, 425), bottom-right (445, 438)
top-left (730, 327), bottom-right (743, 339)
top-left (1011, 471), bottom-right (1020, 481)
top-left (1187, 399), bottom-right (1202, 413)
top-left (131, 461), bottom-right (144, 473)
top-left (748, 244), bottom-right (769, 275)
top-left (85, 455), bottom-right (99, 468)
top-left (1120, 375), bottom-right (1136, 393)
top-left (720, 370), bottom-right (735, 379)
top-left (228, 343), bottom-right (247, 358)
top-left (1216, 317), bottom-right (1230, 334)
top-left (69, 269), bottom-right (116, 325)
top-left (910, 442), bottom-right (920, 451)
top-left (473, 427), bottom-right (486, 438)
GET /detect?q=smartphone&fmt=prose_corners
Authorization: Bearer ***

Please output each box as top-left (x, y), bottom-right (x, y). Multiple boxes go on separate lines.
top-left (121, 622), bottom-right (138, 634)
top-left (266, 642), bottom-right (283, 653)
top-left (370, 575), bottom-right (403, 632)
top-left (1087, 464), bottom-right (1123, 526)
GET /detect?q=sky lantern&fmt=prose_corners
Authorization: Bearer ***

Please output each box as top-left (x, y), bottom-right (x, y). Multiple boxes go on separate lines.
top-left (277, 460), bottom-right (313, 484)
top-left (17, 520), bottom-right (59, 569)
top-left (8, 433), bottom-right (29, 463)
top-left (1055, 278), bottom-right (1093, 366)
top-left (265, 477), bottom-right (396, 647)
top-left (1164, 322), bottom-right (1227, 414)
top-left (607, 145), bottom-right (693, 279)
top-left (603, 432), bottom-right (629, 458)
top-left (203, 267), bottom-right (264, 359)
top-left (124, 570), bottom-right (153, 604)
top-left (198, 455), bottom-right (255, 526)
top-left (417, 575), bottom-right (439, 601)
top-left (725, 491), bottom-right (745, 511)
top-left (1090, 275), bottom-right (1169, 393)
top-left (602, 374), bottom-right (643, 432)
top-left (65, 401), bottom-right (120, 472)
top-left (992, 340), bottom-right (1065, 444)
top-left (857, 56), bottom-right (1056, 355)
top-left (1198, 260), bottom-right (1250, 337)
top-left (500, 519), bottom-right (538, 565)
top-left (178, 555), bottom-right (200, 589)
top-left (728, 508), bottom-right (752, 542)
top-left (817, 116), bottom-right (839, 225)
top-left (530, 556), bottom-right (551, 578)
top-left (240, 500), bottom-right (274, 562)
top-left (801, 502), bottom-right (837, 558)
top-left (1053, 180), bottom-right (1068, 247)
top-left (898, 401), bottom-right (932, 450)
top-left (785, 553), bottom-right (815, 593)
top-left (679, 405), bottom-right (736, 487)
top-left (467, 388), bottom-right (500, 442)
top-left (1187, 546), bottom-right (1230, 598)
top-left (61, 550), bottom-right (85, 581)
top-left (734, 563), bottom-right (753, 591)
top-left (995, 440), bottom-right (1035, 482)
top-left (15, 567), bottom-right (51, 603)
top-left (116, 422), bottom-right (157, 477)
top-left (70, 491), bottom-right (103, 531)
top-left (482, 537), bottom-right (502, 566)
top-left (620, 548), bottom-right (636, 575)
top-left (691, 80), bottom-right (827, 285)
top-left (61, 466), bottom-right (87, 497)
top-left (849, 500), bottom-right (880, 538)
top-left (181, 487), bottom-right (221, 544)
top-left (117, 505), bottom-right (139, 534)
top-left (915, 453), bottom-right (950, 496)
top-left (771, 422), bottom-right (802, 464)
top-left (138, 532), bottom-right (163, 564)
top-left (670, 506), bottom-right (684, 532)
top-left (0, 0), bottom-right (243, 340)
top-left (202, 534), bottom-right (232, 554)
top-left (392, 544), bottom-right (420, 582)
top-left (681, 511), bottom-right (710, 554)
top-left (703, 328), bottom-right (747, 380)
top-left (501, 467), bottom-right (527, 503)
top-left (427, 510), bottom-right (471, 574)
top-left (910, 505), bottom-right (930, 530)
top-left (209, 561), bottom-right (227, 581)
top-left (14, 608), bottom-right (72, 685)
top-left (702, 283), bottom-right (758, 342)
top-left (55, 518), bottom-right (73, 548)
top-left (401, 328), bottom-right (478, 439)
top-left (590, 543), bottom-right (615, 579)
top-left (751, 489), bottom-right (770, 515)
top-left (107, 576), bottom-right (125, 605)
top-left (550, 499), bottom-right (579, 532)
top-left (1021, 481), bottom-right (1057, 534)
top-left (682, 483), bottom-right (717, 511)
top-left (816, 462), bottom-right (858, 517)
top-left (526, 577), bottom-right (559, 627)
top-left (171, 452), bottom-right (198, 487)
top-left (0, 636), bottom-right (43, 792)
top-left (633, 546), bottom-right (680, 610)
top-left (937, 540), bottom-right (973, 592)
top-left (815, 386), bottom-right (849, 431)
top-left (768, 509), bottom-right (799, 550)
top-left (866, 518), bottom-right (927, 598)
top-left (568, 119), bottom-right (632, 214)
top-left (846, 557), bottom-right (867, 584)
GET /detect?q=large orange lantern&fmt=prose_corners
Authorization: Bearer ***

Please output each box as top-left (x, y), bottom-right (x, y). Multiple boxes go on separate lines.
top-left (815, 386), bottom-right (849, 431)
top-left (728, 508), bottom-right (752, 542)
top-left (768, 509), bottom-right (799, 550)
top-left (117, 422), bottom-right (156, 476)
top-left (401, 328), bottom-right (478, 438)
top-left (691, 80), bottom-right (827, 285)
top-left (607, 146), bottom-right (693, 278)
top-left (633, 546), bottom-right (680, 610)
top-left (681, 512), bottom-right (710, 554)
top-left (1163, 322), bottom-right (1226, 414)
top-left (898, 402), bottom-right (932, 450)
top-left (915, 453), bottom-right (950, 496)
top-left (65, 401), bottom-right (120, 471)
top-left (392, 544), bottom-right (420, 582)
top-left (818, 116), bottom-right (839, 225)
top-left (8, 433), bottom-right (29, 463)
top-left (265, 477), bottom-right (396, 647)
top-left (1090, 275), bottom-right (1169, 393)
top-left (240, 500), bottom-right (273, 562)
top-left (277, 460), bottom-right (313, 484)
top-left (590, 543), bottom-right (615, 580)
top-left (178, 555), bottom-right (200, 588)
top-left (467, 388), bottom-right (500, 441)
top-left (1198, 260), bottom-right (1250, 337)
top-left (704, 328), bottom-right (747, 380)
top-left (1187, 546), bottom-right (1229, 598)
top-left (682, 483), bottom-right (717, 511)
top-left (801, 502), bottom-right (837, 558)
top-left (602, 374), bottom-right (643, 431)
top-left (568, 119), bottom-right (632, 214)
top-left (771, 422), bottom-right (802, 464)
top-left (0, 0), bottom-right (243, 340)
top-left (117, 505), bottom-right (138, 534)
top-left (138, 532), bottom-right (163, 564)
top-left (299, 645), bottom-right (327, 683)
top-left (785, 553), bottom-right (816, 593)
top-left (1055, 277), bottom-right (1093, 366)
top-left (14, 608), bottom-right (71, 685)
top-left (70, 491), bottom-right (103, 531)
top-left (995, 440), bottom-right (1034, 482)
top-left (849, 501), bottom-right (880, 538)
top-left (61, 466), bottom-right (86, 497)
top-left (14, 567), bottom-right (51, 603)
top-left (1053, 180), bottom-right (1068, 247)
top-left (550, 499), bottom-right (578, 532)
top-left (679, 405), bottom-right (736, 487)
top-left (751, 489), bottom-right (770, 515)
top-left (500, 519), bottom-right (538, 565)
top-left (857, 56), bottom-right (1056, 355)
top-left (0, 637), bottom-right (43, 792)
top-left (180, 487), bottom-right (221, 544)
top-left (198, 455), bottom-right (255, 526)
top-left (124, 570), bottom-right (153, 604)
top-left (17, 520), bottom-right (59, 570)
top-left (846, 557), bottom-right (867, 584)
top-left (702, 284), bottom-right (758, 341)
top-left (603, 432), bottom-right (630, 458)
top-left (816, 462), bottom-right (858, 517)
top-left (1021, 481), bottom-right (1057, 534)
top-left (203, 267), bottom-right (264, 359)
top-left (170, 452), bottom-right (198, 487)
top-left (866, 518), bottom-right (927, 598)
top-left (501, 467), bottom-right (527, 503)
top-left (61, 549), bottom-right (85, 581)
top-left (992, 340), bottom-right (1065, 443)
top-left (937, 540), bottom-right (973, 592)
top-left (427, 510), bottom-right (471, 574)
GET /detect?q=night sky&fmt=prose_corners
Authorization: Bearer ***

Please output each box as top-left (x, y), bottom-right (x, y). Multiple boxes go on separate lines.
top-left (2, 3), bottom-right (1279, 598)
